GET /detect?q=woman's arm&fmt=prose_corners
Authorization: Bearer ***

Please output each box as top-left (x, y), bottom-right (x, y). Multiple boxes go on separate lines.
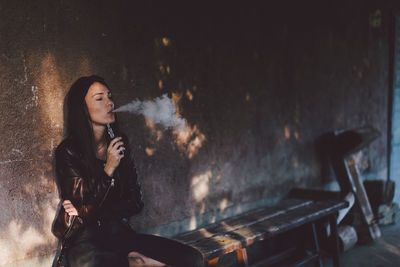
top-left (112, 136), bottom-right (144, 219)
top-left (119, 152), bottom-right (144, 218)
top-left (55, 142), bottom-right (113, 224)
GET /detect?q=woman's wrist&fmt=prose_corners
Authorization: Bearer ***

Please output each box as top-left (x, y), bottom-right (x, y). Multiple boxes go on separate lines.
top-left (104, 165), bottom-right (115, 177)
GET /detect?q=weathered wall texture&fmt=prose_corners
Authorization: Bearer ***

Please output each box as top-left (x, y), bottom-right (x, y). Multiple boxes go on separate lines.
top-left (0, 0), bottom-right (395, 265)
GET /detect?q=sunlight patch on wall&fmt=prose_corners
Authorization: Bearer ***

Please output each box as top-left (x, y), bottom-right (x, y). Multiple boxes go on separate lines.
top-left (145, 147), bottom-right (156, 156)
top-left (186, 89), bottom-right (193, 101)
top-left (284, 125), bottom-right (290, 139)
top-left (37, 53), bottom-right (64, 131)
top-left (171, 92), bottom-right (206, 159)
top-left (0, 220), bottom-right (47, 265)
top-left (245, 92), bottom-right (251, 102)
top-left (162, 37), bottom-right (171, 47)
top-left (219, 198), bottom-right (229, 211)
top-left (22, 174), bottom-right (55, 200)
top-left (189, 216), bottom-right (197, 230)
top-left (191, 170), bottom-right (212, 202)
top-left (175, 123), bottom-right (206, 159)
top-left (176, 123), bottom-right (206, 159)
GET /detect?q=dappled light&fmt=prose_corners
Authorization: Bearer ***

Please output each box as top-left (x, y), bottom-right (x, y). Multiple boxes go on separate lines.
top-left (171, 92), bottom-right (182, 114)
top-left (191, 170), bottom-right (211, 202)
top-left (220, 221), bottom-right (235, 232)
top-left (37, 53), bottom-right (64, 131)
top-left (134, 91), bottom-right (206, 159)
top-left (234, 227), bottom-right (259, 246)
top-left (219, 198), bottom-right (229, 211)
top-left (145, 119), bottom-right (157, 133)
top-left (162, 37), bottom-right (171, 47)
top-left (156, 130), bottom-right (163, 141)
top-left (175, 124), bottom-right (206, 159)
top-left (189, 216), bottom-right (198, 230)
top-left (159, 65), bottom-right (171, 75)
top-left (284, 125), bottom-right (290, 139)
top-left (145, 147), bottom-right (156, 156)
top-left (379, 240), bottom-right (400, 256)
top-left (211, 235), bottom-right (242, 254)
top-left (0, 52), bottom-right (97, 264)
top-left (37, 53), bottom-right (65, 154)
top-left (159, 65), bottom-right (165, 74)
top-left (186, 89), bottom-right (194, 101)
top-left (198, 228), bottom-right (214, 238)
top-left (245, 93), bottom-right (251, 102)
top-left (171, 92), bottom-right (206, 159)
top-left (0, 220), bottom-right (48, 265)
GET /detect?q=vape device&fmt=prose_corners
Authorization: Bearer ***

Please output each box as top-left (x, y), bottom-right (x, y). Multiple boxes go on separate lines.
top-left (107, 124), bottom-right (115, 139)
top-left (107, 123), bottom-right (124, 155)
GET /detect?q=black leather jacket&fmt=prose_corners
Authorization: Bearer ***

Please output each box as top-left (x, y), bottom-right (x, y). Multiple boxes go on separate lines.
top-left (53, 136), bottom-right (144, 239)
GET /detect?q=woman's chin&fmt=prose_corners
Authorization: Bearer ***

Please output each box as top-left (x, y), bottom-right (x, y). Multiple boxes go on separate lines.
top-left (106, 119), bottom-right (115, 125)
top-left (107, 115), bottom-right (116, 124)
top-left (100, 119), bottom-right (115, 126)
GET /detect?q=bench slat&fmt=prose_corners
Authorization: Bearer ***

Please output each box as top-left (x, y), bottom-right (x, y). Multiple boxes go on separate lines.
top-left (175, 199), bottom-right (312, 244)
top-left (185, 200), bottom-right (347, 260)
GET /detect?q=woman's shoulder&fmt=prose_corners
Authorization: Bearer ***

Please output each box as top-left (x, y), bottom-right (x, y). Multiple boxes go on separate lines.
top-left (55, 137), bottom-right (83, 159)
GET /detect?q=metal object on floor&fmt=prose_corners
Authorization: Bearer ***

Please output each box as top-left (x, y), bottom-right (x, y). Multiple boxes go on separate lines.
top-left (337, 225), bottom-right (358, 252)
top-left (377, 203), bottom-right (399, 225)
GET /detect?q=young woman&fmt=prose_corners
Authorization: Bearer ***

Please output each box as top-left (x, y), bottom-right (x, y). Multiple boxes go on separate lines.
top-left (52, 75), bottom-right (202, 267)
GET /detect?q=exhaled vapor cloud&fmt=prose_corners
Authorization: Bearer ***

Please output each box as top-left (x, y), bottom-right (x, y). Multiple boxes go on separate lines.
top-left (114, 94), bottom-right (186, 132)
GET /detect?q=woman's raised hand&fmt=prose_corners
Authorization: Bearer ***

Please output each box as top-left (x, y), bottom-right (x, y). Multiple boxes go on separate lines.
top-left (62, 200), bottom-right (79, 216)
top-left (104, 137), bottom-right (125, 177)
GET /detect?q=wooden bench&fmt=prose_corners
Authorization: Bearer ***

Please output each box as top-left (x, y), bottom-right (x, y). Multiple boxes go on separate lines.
top-left (173, 198), bottom-right (348, 267)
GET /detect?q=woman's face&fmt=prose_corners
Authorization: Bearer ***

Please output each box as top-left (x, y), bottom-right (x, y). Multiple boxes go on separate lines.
top-left (84, 82), bottom-right (115, 125)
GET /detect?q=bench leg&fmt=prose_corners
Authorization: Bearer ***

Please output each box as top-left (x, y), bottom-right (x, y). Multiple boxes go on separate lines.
top-left (311, 222), bottom-right (323, 267)
top-left (207, 249), bottom-right (248, 267)
top-left (236, 248), bottom-right (249, 267)
top-left (208, 257), bottom-right (219, 267)
top-left (329, 215), bottom-right (340, 267)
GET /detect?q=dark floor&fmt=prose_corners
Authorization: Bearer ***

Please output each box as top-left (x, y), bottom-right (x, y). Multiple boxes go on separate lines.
top-left (324, 220), bottom-right (400, 267)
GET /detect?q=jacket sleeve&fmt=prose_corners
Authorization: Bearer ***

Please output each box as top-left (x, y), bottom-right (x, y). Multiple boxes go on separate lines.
top-left (119, 151), bottom-right (144, 218)
top-left (55, 144), bottom-right (113, 227)
top-left (112, 137), bottom-right (144, 219)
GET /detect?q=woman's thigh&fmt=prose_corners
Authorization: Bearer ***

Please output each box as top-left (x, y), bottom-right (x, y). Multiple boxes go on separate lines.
top-left (129, 234), bottom-right (204, 267)
top-left (68, 240), bottom-right (128, 267)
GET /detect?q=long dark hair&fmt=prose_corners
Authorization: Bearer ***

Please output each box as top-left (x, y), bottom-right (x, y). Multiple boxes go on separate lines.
top-left (65, 75), bottom-right (122, 188)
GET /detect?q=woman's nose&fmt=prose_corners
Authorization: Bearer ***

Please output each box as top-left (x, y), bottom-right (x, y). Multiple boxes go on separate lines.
top-left (106, 98), bottom-right (114, 108)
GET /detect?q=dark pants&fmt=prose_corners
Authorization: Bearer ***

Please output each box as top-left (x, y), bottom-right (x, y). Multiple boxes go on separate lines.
top-left (67, 220), bottom-right (203, 267)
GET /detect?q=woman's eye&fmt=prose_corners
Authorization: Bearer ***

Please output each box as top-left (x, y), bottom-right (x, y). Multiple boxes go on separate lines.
top-left (96, 98), bottom-right (102, 101)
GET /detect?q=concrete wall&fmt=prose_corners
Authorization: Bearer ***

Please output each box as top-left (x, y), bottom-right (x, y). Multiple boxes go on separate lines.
top-left (0, 0), bottom-right (395, 265)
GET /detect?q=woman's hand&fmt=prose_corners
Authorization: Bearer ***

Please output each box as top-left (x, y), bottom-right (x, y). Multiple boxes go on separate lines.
top-left (104, 137), bottom-right (125, 177)
top-left (62, 200), bottom-right (78, 216)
